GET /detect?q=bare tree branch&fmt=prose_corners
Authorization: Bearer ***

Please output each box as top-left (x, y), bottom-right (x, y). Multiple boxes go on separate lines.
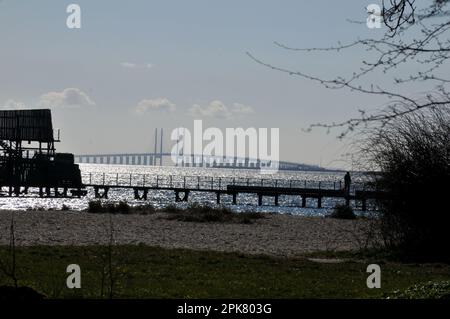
top-left (248, 0), bottom-right (450, 136)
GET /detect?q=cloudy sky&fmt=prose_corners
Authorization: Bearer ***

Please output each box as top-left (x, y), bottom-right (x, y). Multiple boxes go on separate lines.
top-left (0, 1), bottom-right (409, 168)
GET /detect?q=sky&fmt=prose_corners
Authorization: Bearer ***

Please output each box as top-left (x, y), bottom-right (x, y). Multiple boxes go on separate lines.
top-left (0, 0), bottom-right (406, 169)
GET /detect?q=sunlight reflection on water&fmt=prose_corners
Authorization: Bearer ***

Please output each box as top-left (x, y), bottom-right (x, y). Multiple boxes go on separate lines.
top-left (0, 164), bottom-right (370, 216)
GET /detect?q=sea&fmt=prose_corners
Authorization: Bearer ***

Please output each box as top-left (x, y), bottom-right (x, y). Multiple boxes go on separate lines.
top-left (0, 164), bottom-right (371, 216)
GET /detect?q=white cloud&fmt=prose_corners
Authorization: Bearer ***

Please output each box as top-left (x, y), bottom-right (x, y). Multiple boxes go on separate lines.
top-left (1, 99), bottom-right (27, 110)
top-left (121, 62), bottom-right (154, 69)
top-left (136, 98), bottom-right (176, 113)
top-left (121, 62), bottom-right (137, 68)
top-left (38, 88), bottom-right (96, 108)
top-left (189, 100), bottom-right (254, 119)
top-left (231, 103), bottom-right (254, 115)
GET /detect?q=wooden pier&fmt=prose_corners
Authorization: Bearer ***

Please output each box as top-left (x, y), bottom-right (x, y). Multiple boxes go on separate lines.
top-left (79, 173), bottom-right (380, 211)
top-left (1, 173), bottom-right (384, 211)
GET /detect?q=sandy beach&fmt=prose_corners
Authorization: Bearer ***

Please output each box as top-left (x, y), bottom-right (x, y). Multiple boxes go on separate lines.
top-left (0, 210), bottom-right (376, 257)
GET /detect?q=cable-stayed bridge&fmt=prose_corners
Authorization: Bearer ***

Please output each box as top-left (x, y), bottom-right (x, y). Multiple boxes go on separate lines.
top-left (74, 128), bottom-right (325, 171)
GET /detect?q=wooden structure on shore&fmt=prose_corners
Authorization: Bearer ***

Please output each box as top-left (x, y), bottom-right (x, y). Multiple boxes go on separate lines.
top-left (0, 109), bottom-right (83, 197)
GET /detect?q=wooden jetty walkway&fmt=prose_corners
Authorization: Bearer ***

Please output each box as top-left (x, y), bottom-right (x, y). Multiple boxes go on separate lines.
top-left (79, 173), bottom-right (380, 211)
top-left (1, 172), bottom-right (383, 211)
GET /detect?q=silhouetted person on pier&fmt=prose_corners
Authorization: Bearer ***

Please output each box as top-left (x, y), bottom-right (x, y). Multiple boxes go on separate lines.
top-left (344, 171), bottom-right (351, 195)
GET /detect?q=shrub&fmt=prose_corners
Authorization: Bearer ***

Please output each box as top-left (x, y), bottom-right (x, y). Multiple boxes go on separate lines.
top-left (361, 107), bottom-right (450, 261)
top-left (105, 203), bottom-right (117, 214)
top-left (330, 204), bottom-right (356, 220)
top-left (164, 203), bottom-right (265, 224)
top-left (116, 201), bottom-right (130, 214)
top-left (163, 204), bottom-right (182, 214)
top-left (61, 204), bottom-right (70, 211)
top-left (134, 203), bottom-right (156, 215)
top-left (88, 200), bottom-right (104, 214)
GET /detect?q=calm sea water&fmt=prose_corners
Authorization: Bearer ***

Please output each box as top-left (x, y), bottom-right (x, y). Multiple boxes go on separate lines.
top-left (0, 164), bottom-right (369, 216)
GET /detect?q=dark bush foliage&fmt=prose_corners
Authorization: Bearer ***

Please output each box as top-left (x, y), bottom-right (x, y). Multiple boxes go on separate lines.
top-left (116, 201), bottom-right (131, 214)
top-left (362, 107), bottom-right (450, 261)
top-left (163, 203), bottom-right (265, 224)
top-left (88, 200), bottom-right (104, 214)
top-left (86, 201), bottom-right (264, 223)
top-left (330, 204), bottom-right (356, 220)
top-left (133, 203), bottom-right (157, 215)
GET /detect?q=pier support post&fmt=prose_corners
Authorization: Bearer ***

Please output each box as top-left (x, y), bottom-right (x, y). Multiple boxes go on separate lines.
top-left (134, 188), bottom-right (148, 200)
top-left (175, 190), bottom-right (189, 202)
top-left (258, 194), bottom-right (263, 206)
top-left (232, 193), bottom-right (237, 205)
top-left (94, 186), bottom-right (109, 199)
top-left (216, 192), bottom-right (221, 204)
top-left (275, 195), bottom-right (279, 206)
top-left (361, 199), bottom-right (367, 211)
top-left (302, 196), bottom-right (306, 208)
top-left (317, 196), bottom-right (322, 208)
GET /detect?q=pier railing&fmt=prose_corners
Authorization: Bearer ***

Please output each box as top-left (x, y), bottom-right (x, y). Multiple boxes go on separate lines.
top-left (81, 172), bottom-right (369, 193)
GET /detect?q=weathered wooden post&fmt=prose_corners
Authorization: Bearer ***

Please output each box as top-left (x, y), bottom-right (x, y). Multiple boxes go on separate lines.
top-left (216, 192), bottom-right (221, 204)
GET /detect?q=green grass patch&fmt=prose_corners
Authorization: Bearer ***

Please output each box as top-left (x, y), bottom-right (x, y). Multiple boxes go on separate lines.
top-left (0, 245), bottom-right (449, 299)
top-left (389, 280), bottom-right (450, 299)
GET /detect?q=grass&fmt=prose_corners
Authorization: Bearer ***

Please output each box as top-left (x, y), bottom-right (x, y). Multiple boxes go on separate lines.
top-left (0, 245), bottom-right (449, 299)
top-left (389, 280), bottom-right (450, 299)
top-left (86, 201), bottom-right (265, 224)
